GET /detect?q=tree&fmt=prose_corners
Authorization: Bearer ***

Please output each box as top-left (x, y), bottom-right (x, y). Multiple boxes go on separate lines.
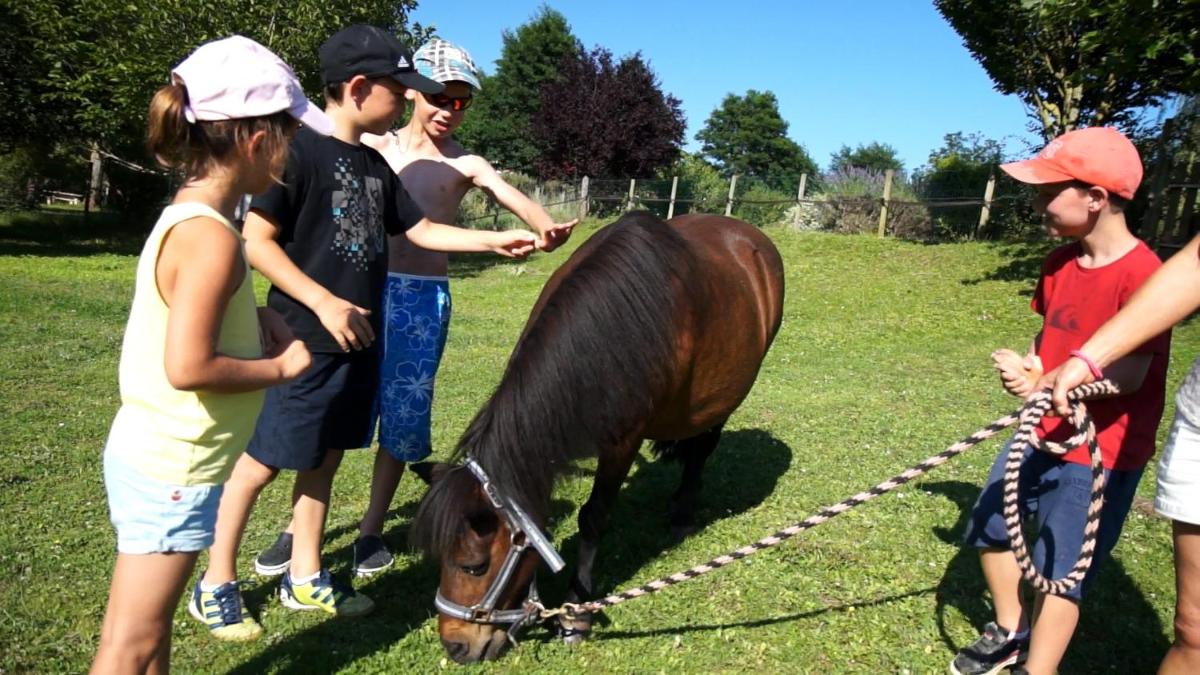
top-left (935, 0), bottom-right (1200, 140)
top-left (695, 90), bottom-right (818, 189)
top-left (913, 131), bottom-right (1032, 238)
top-left (532, 47), bottom-right (685, 180)
top-left (456, 6), bottom-right (580, 173)
top-left (1, 0), bottom-right (432, 208)
top-left (829, 142), bottom-right (904, 174)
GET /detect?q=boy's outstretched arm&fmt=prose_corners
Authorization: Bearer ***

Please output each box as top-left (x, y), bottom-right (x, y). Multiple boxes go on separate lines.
top-left (243, 209), bottom-right (375, 352)
top-left (465, 155), bottom-right (577, 252)
top-left (405, 217), bottom-right (537, 257)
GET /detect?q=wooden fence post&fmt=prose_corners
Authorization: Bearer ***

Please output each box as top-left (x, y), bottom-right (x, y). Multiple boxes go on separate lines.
top-left (877, 169), bottom-right (894, 237)
top-left (975, 173), bottom-right (996, 238)
top-left (667, 175), bottom-right (679, 219)
top-left (725, 175), bottom-right (738, 217)
top-left (627, 178), bottom-right (637, 212)
top-left (579, 176), bottom-right (590, 220)
top-left (792, 173), bottom-right (808, 227)
top-left (86, 144), bottom-right (103, 215)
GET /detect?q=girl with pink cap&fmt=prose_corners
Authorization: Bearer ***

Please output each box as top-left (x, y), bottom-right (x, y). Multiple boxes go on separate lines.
top-left (91, 36), bottom-right (331, 672)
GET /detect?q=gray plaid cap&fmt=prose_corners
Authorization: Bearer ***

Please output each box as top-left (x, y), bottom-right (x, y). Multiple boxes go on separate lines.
top-left (414, 39), bottom-right (482, 90)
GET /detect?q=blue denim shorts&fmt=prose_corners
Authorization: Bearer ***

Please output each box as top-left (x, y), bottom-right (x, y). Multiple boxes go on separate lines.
top-left (103, 452), bottom-right (222, 554)
top-left (963, 437), bottom-right (1144, 600)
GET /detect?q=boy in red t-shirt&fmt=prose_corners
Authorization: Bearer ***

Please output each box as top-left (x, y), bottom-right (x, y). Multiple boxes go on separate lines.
top-left (951, 127), bottom-right (1170, 675)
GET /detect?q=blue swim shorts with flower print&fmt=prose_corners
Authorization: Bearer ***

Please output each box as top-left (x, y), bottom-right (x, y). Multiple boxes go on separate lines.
top-left (378, 272), bottom-right (452, 462)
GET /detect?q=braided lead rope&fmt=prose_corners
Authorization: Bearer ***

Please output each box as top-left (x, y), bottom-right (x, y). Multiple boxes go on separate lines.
top-left (1002, 380), bottom-right (1118, 594)
top-left (536, 381), bottom-right (1118, 621)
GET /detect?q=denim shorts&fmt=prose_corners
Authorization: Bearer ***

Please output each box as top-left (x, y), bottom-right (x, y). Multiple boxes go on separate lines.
top-left (963, 437), bottom-right (1144, 600)
top-left (103, 452), bottom-right (222, 554)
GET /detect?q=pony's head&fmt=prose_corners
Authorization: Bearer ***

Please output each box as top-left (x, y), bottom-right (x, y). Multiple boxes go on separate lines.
top-left (411, 462), bottom-right (546, 663)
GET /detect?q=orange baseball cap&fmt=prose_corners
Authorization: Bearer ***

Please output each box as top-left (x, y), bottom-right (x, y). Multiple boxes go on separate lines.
top-left (1000, 126), bottom-right (1143, 200)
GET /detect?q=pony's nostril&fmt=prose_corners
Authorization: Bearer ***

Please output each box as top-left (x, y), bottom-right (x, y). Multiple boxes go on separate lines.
top-left (442, 639), bottom-right (471, 662)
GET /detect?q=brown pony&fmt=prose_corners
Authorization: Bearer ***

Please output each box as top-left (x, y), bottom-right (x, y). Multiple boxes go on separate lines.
top-left (411, 211), bottom-right (785, 662)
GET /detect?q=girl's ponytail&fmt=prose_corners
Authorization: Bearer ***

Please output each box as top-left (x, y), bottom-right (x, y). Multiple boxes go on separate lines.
top-left (146, 82), bottom-right (192, 170)
top-left (145, 81), bottom-right (294, 181)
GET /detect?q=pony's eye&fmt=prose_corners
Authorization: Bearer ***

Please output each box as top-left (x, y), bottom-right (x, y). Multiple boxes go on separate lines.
top-left (460, 562), bottom-right (488, 577)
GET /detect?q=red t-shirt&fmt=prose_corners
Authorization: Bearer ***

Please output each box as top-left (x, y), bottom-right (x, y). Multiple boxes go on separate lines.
top-left (1032, 240), bottom-right (1170, 471)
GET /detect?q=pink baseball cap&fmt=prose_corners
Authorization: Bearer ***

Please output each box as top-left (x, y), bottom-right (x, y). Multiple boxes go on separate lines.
top-left (1000, 126), bottom-right (1143, 200)
top-left (171, 36), bottom-right (333, 136)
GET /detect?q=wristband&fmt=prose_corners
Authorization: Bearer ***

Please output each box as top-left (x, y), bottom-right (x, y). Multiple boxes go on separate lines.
top-left (1069, 350), bottom-right (1104, 380)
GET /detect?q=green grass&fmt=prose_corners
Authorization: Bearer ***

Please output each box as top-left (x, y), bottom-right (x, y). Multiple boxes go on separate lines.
top-left (0, 212), bottom-right (1192, 673)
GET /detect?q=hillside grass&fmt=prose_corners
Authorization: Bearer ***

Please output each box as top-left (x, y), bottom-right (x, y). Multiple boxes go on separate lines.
top-left (0, 210), bottom-right (1191, 673)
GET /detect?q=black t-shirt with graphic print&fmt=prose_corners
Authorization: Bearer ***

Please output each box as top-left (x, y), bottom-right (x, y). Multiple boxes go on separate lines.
top-left (251, 127), bottom-right (424, 353)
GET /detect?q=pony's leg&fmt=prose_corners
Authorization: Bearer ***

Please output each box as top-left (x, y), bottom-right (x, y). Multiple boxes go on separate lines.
top-left (559, 438), bottom-right (640, 644)
top-left (668, 423), bottom-right (724, 539)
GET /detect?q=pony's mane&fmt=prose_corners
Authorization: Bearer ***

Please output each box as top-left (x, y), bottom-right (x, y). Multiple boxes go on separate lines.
top-left (412, 212), bottom-right (696, 559)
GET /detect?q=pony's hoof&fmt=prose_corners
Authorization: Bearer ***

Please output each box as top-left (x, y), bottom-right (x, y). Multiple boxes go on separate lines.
top-left (557, 616), bottom-right (593, 645)
top-left (561, 628), bottom-right (590, 646)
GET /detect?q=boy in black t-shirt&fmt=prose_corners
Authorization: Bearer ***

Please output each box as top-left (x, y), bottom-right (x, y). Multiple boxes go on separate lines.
top-left (192, 25), bottom-right (537, 634)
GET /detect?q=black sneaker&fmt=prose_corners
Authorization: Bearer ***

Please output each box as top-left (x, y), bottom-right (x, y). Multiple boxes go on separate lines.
top-left (253, 532), bottom-right (293, 576)
top-left (353, 535), bottom-right (395, 577)
top-left (949, 621), bottom-right (1029, 675)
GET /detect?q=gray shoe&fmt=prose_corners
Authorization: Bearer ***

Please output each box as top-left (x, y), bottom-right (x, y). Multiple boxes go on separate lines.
top-left (352, 535), bottom-right (395, 576)
top-left (949, 621), bottom-right (1028, 675)
top-left (253, 532), bottom-right (292, 576)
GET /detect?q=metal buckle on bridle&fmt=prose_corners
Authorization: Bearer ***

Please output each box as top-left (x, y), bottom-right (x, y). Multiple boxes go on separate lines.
top-left (432, 458), bottom-right (566, 632)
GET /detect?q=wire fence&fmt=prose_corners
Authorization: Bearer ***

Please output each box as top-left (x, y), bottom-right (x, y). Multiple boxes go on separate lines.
top-left (458, 169), bottom-right (1039, 242)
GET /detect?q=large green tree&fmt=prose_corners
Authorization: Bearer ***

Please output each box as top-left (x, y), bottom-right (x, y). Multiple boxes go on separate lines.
top-left (1, 0), bottom-right (430, 205)
top-left (935, 0), bottom-right (1200, 139)
top-left (456, 6), bottom-right (579, 174)
top-left (695, 90), bottom-right (818, 189)
top-left (829, 141), bottom-right (904, 174)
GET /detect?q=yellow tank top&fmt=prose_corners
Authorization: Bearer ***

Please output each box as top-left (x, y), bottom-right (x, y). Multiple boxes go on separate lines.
top-left (104, 203), bottom-right (265, 486)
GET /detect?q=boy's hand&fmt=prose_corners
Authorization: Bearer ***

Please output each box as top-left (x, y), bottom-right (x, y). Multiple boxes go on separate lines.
top-left (992, 348), bottom-right (1043, 398)
top-left (313, 295), bottom-right (374, 351)
top-left (490, 230), bottom-right (538, 258)
top-left (257, 306), bottom-right (295, 357)
top-left (536, 219), bottom-right (578, 252)
top-left (274, 339), bottom-right (312, 381)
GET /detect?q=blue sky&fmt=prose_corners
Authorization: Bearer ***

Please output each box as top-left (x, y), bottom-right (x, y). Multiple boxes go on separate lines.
top-left (410, 1), bottom-right (1043, 172)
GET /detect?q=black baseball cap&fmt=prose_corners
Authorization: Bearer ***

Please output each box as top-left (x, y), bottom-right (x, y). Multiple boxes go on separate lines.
top-left (319, 25), bottom-right (444, 93)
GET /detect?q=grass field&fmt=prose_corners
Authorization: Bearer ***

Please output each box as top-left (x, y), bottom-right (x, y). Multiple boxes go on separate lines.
top-left (0, 208), bottom-right (1193, 673)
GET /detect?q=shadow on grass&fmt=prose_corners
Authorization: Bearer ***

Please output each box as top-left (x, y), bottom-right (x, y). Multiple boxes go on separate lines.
top-left (958, 240), bottom-right (1055, 299)
top-left (0, 209), bottom-right (147, 257)
top-left (224, 429), bottom-right (790, 671)
top-left (229, 552), bottom-right (441, 675)
top-left (592, 588), bottom-right (935, 640)
top-left (230, 485), bottom-right (440, 675)
top-left (533, 429), bottom-right (793, 626)
top-left (924, 479), bottom-right (1168, 673)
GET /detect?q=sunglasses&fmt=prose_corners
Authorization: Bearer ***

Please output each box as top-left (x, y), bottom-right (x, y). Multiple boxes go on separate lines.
top-left (424, 92), bottom-right (473, 111)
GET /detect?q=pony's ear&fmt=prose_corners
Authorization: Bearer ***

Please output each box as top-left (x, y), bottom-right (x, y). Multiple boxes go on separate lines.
top-left (465, 509), bottom-right (500, 540)
top-left (410, 461), bottom-right (455, 485)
